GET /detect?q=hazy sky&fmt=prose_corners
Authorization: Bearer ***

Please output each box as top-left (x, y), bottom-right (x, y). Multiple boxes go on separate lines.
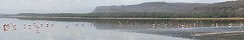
top-left (0, 0), bottom-right (233, 13)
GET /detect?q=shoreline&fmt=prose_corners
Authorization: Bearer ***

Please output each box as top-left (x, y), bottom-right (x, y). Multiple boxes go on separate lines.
top-left (4, 16), bottom-right (244, 20)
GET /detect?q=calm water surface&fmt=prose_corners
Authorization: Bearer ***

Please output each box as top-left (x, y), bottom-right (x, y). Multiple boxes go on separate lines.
top-left (2, 18), bottom-right (244, 40)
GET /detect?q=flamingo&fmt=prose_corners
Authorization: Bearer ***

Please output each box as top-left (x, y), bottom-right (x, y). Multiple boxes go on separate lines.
top-left (28, 24), bottom-right (31, 30)
top-left (33, 23), bottom-right (36, 27)
top-left (40, 24), bottom-right (43, 27)
top-left (34, 23), bottom-right (40, 28)
top-left (81, 24), bottom-right (84, 27)
top-left (51, 23), bottom-right (54, 27)
top-left (229, 23), bottom-right (233, 27)
top-left (13, 24), bottom-right (16, 31)
top-left (76, 23), bottom-right (78, 27)
top-left (3, 24), bottom-right (8, 32)
top-left (46, 23), bottom-right (49, 27)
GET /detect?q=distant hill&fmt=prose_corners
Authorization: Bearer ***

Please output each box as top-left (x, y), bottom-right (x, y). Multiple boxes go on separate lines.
top-left (93, 1), bottom-right (244, 14)
top-left (93, 2), bottom-right (208, 13)
top-left (193, 1), bottom-right (244, 13)
top-left (90, 1), bottom-right (244, 18)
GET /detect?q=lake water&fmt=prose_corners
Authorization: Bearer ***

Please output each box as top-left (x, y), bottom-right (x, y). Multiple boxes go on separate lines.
top-left (1, 18), bottom-right (244, 40)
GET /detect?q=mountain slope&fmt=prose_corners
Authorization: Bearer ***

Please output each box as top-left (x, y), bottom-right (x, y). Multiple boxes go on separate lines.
top-left (193, 1), bottom-right (244, 13)
top-left (93, 2), bottom-right (208, 13)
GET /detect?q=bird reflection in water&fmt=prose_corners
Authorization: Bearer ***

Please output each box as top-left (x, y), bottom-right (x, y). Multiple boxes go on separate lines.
top-left (65, 25), bottom-right (69, 29)
top-left (35, 30), bottom-right (40, 34)
top-left (240, 22), bottom-right (243, 27)
top-left (215, 23), bottom-right (218, 27)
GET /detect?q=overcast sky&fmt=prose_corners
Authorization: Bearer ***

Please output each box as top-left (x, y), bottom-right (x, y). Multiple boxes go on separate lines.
top-left (0, 0), bottom-right (233, 14)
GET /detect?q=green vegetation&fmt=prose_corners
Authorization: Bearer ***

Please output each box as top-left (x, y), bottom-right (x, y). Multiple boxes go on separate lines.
top-left (86, 11), bottom-right (240, 18)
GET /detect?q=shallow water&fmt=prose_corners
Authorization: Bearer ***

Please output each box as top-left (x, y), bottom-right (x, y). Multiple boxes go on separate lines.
top-left (2, 18), bottom-right (244, 40)
top-left (0, 18), bottom-right (189, 40)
